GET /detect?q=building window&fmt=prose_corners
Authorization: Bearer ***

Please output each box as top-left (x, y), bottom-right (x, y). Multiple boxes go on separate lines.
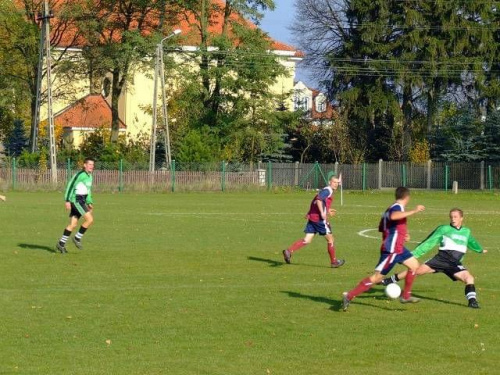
top-left (294, 97), bottom-right (310, 111)
top-left (316, 96), bottom-right (327, 113)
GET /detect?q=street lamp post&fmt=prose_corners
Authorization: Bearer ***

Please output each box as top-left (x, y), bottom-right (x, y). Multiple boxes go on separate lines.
top-left (150, 29), bottom-right (181, 172)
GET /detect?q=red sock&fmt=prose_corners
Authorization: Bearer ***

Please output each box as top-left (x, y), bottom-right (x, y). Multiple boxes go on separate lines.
top-left (403, 270), bottom-right (416, 299)
top-left (347, 277), bottom-right (373, 300)
top-left (288, 239), bottom-right (307, 253)
top-left (327, 242), bottom-right (336, 263)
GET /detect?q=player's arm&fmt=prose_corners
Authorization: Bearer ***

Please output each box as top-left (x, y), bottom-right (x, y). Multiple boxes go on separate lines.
top-left (64, 172), bottom-right (81, 203)
top-left (315, 199), bottom-right (327, 220)
top-left (412, 226), bottom-right (444, 259)
top-left (390, 205), bottom-right (425, 220)
top-left (468, 234), bottom-right (486, 253)
top-left (86, 178), bottom-right (94, 205)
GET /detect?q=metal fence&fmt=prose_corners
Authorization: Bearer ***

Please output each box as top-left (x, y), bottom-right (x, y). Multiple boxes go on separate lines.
top-left (1, 158), bottom-right (499, 192)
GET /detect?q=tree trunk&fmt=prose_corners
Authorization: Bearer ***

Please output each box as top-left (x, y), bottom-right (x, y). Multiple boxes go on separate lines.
top-left (110, 68), bottom-right (122, 143)
top-left (427, 80), bottom-right (441, 133)
top-left (402, 82), bottom-right (413, 160)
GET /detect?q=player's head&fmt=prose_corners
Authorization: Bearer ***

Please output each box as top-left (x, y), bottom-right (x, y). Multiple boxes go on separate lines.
top-left (83, 157), bottom-right (95, 173)
top-left (395, 187), bottom-right (410, 204)
top-left (449, 208), bottom-right (464, 228)
top-left (328, 175), bottom-right (340, 190)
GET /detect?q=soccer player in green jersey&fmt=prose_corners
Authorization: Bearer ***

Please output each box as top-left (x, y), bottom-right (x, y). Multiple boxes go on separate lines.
top-left (381, 208), bottom-right (487, 308)
top-left (56, 158), bottom-right (95, 253)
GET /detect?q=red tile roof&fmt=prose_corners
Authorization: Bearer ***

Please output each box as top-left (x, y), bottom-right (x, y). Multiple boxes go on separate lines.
top-left (54, 94), bottom-right (126, 129)
top-left (22, 0), bottom-right (302, 57)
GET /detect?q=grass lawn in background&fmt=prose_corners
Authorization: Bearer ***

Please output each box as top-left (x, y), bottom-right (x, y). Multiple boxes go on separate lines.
top-left (0, 190), bottom-right (498, 374)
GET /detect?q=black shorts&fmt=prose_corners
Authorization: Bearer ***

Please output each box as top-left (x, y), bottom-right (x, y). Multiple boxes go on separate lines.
top-left (69, 195), bottom-right (90, 219)
top-left (425, 252), bottom-right (467, 281)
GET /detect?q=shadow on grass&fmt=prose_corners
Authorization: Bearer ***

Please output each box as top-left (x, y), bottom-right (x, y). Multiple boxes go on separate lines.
top-left (411, 293), bottom-right (466, 308)
top-left (247, 256), bottom-right (285, 267)
top-left (247, 256), bottom-right (328, 269)
top-left (282, 290), bottom-right (405, 312)
top-left (18, 243), bottom-right (57, 253)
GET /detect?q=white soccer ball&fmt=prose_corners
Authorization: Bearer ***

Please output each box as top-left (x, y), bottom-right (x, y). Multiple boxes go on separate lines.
top-left (385, 283), bottom-right (401, 299)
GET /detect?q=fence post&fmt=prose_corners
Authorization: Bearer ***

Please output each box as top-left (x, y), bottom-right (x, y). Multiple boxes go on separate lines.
top-left (445, 165), bottom-right (449, 192)
top-left (314, 161), bottom-right (319, 189)
top-left (362, 162), bottom-right (367, 191)
top-left (378, 159), bottom-right (383, 189)
top-left (171, 160), bottom-right (176, 192)
top-left (221, 161), bottom-right (226, 192)
top-left (66, 158), bottom-right (71, 183)
top-left (480, 161), bottom-right (485, 190)
top-left (334, 162), bottom-right (339, 176)
top-left (119, 159), bottom-right (124, 192)
top-left (427, 160), bottom-right (432, 190)
top-left (12, 157), bottom-right (16, 190)
top-left (294, 162), bottom-right (299, 186)
top-left (267, 161), bottom-right (272, 191)
top-left (488, 165), bottom-right (493, 191)
top-left (400, 164), bottom-right (405, 187)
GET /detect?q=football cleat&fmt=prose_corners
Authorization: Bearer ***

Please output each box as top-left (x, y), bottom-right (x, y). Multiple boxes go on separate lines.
top-left (399, 296), bottom-right (420, 304)
top-left (342, 292), bottom-right (350, 311)
top-left (331, 259), bottom-right (345, 268)
top-left (56, 242), bottom-right (67, 254)
top-left (282, 249), bottom-right (291, 264)
top-left (72, 237), bottom-right (83, 250)
top-left (468, 299), bottom-right (480, 309)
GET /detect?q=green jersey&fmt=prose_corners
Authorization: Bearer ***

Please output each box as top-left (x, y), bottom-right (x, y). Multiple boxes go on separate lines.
top-left (412, 224), bottom-right (483, 261)
top-left (64, 170), bottom-right (93, 204)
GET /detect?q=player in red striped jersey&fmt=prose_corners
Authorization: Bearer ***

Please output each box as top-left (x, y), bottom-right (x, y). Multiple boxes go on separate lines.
top-left (342, 187), bottom-right (425, 311)
top-left (282, 175), bottom-right (345, 268)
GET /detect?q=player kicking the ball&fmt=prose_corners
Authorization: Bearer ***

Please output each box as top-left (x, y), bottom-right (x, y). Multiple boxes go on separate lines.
top-left (342, 187), bottom-right (425, 311)
top-left (282, 174), bottom-right (345, 268)
top-left (381, 208), bottom-right (487, 309)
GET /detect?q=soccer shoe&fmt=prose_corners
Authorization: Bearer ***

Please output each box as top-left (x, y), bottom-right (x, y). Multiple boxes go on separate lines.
top-left (399, 296), bottom-right (420, 304)
top-left (331, 259), bottom-right (345, 268)
top-left (282, 249), bottom-right (291, 264)
top-left (72, 237), bottom-right (83, 250)
top-left (56, 242), bottom-right (68, 254)
top-left (468, 299), bottom-right (480, 309)
top-left (342, 292), bottom-right (350, 311)
top-left (380, 277), bottom-right (394, 286)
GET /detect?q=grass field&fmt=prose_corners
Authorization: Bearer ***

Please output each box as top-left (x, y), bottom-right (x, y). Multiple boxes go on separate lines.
top-left (0, 190), bottom-right (498, 374)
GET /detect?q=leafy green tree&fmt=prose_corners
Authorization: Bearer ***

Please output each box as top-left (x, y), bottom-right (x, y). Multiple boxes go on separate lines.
top-left (4, 119), bottom-right (29, 157)
top-left (76, 0), bottom-right (178, 143)
top-left (1, 0), bottom-right (86, 150)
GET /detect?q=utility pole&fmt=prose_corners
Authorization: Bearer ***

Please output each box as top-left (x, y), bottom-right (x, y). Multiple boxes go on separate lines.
top-left (149, 29), bottom-right (181, 172)
top-left (33, 0), bottom-right (57, 183)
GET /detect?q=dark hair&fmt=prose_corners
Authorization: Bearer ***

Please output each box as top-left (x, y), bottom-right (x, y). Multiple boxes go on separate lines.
top-left (84, 157), bottom-right (95, 163)
top-left (450, 208), bottom-right (464, 217)
top-left (395, 186), bottom-right (410, 200)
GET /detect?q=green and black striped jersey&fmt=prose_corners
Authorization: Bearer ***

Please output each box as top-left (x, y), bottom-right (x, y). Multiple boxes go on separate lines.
top-left (412, 224), bottom-right (483, 261)
top-left (64, 170), bottom-right (93, 204)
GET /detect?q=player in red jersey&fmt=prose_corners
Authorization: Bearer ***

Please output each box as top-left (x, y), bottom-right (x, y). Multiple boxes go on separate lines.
top-left (342, 187), bottom-right (425, 311)
top-left (282, 175), bottom-right (345, 268)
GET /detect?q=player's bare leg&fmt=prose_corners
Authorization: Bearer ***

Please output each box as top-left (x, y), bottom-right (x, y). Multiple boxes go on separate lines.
top-left (454, 270), bottom-right (479, 308)
top-left (399, 257), bottom-right (420, 303)
top-left (325, 234), bottom-right (345, 268)
top-left (283, 233), bottom-right (314, 264)
top-left (73, 211), bottom-right (94, 250)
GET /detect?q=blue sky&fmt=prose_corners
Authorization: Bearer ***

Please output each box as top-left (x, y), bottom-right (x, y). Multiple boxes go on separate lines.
top-left (259, 0), bottom-right (313, 87)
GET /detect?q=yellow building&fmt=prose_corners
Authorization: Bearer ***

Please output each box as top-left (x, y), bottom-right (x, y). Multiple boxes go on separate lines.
top-left (45, 4), bottom-right (302, 148)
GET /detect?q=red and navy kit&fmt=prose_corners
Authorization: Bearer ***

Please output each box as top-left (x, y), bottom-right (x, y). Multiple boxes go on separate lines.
top-left (375, 203), bottom-right (413, 274)
top-left (304, 186), bottom-right (334, 235)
